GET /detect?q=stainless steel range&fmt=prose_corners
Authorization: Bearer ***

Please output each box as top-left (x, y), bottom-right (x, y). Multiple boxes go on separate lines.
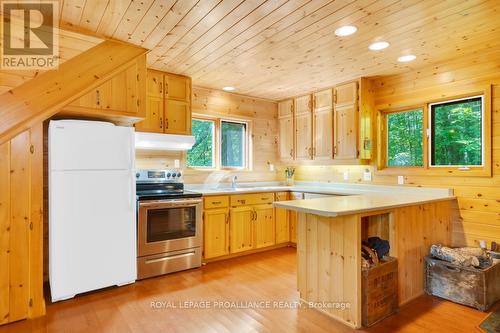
top-left (135, 169), bottom-right (203, 279)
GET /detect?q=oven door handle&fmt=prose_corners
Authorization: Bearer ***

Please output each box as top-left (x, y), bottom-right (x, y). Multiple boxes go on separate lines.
top-left (139, 198), bottom-right (202, 209)
top-left (145, 251), bottom-right (196, 264)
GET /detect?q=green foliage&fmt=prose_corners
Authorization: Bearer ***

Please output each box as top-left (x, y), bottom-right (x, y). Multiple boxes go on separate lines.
top-left (187, 119), bottom-right (214, 167)
top-left (387, 109), bottom-right (423, 166)
top-left (431, 97), bottom-right (482, 166)
top-left (221, 121), bottom-right (245, 167)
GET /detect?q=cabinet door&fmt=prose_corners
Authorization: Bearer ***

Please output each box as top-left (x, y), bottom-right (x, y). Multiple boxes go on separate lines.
top-left (254, 204), bottom-right (275, 249)
top-left (334, 104), bottom-right (357, 159)
top-left (278, 99), bottom-right (293, 118)
top-left (295, 114), bottom-right (312, 159)
top-left (275, 206), bottom-right (289, 244)
top-left (289, 212), bottom-right (297, 244)
top-left (288, 192), bottom-right (302, 244)
top-left (279, 117), bottom-right (294, 160)
top-left (147, 70), bottom-right (164, 98)
top-left (229, 206), bottom-right (254, 253)
top-left (335, 81), bottom-right (357, 107)
top-left (165, 74), bottom-right (190, 101)
top-left (314, 109), bottom-right (333, 159)
top-left (164, 100), bottom-right (191, 135)
top-left (295, 94), bottom-right (312, 115)
top-left (135, 96), bottom-right (164, 133)
top-left (204, 209), bottom-right (229, 259)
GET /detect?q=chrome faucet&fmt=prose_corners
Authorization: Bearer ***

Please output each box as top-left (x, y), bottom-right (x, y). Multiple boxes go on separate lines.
top-left (231, 175), bottom-right (238, 189)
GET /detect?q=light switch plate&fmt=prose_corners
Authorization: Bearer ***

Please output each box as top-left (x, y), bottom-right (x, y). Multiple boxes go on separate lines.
top-left (398, 175), bottom-right (405, 185)
top-left (174, 159), bottom-right (180, 168)
top-left (363, 170), bottom-right (372, 181)
top-left (269, 164), bottom-right (275, 171)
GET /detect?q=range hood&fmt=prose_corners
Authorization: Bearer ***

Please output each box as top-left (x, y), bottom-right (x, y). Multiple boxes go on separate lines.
top-left (135, 132), bottom-right (195, 151)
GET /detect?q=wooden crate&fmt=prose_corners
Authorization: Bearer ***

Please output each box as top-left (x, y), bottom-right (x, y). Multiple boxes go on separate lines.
top-left (362, 256), bottom-right (398, 327)
top-left (425, 256), bottom-right (500, 311)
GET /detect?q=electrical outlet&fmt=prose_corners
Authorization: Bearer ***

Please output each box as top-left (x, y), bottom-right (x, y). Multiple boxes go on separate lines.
top-left (343, 171), bottom-right (349, 181)
top-left (363, 170), bottom-right (372, 181)
top-left (269, 164), bottom-right (275, 171)
top-left (174, 159), bottom-right (180, 168)
top-left (397, 175), bottom-right (405, 185)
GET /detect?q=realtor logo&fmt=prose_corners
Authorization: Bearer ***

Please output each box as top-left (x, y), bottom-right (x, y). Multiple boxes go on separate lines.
top-left (1, 0), bottom-right (59, 69)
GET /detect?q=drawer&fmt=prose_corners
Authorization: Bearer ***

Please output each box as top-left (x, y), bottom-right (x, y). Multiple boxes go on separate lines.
top-left (204, 195), bottom-right (229, 209)
top-left (231, 193), bottom-right (274, 207)
top-left (275, 192), bottom-right (289, 201)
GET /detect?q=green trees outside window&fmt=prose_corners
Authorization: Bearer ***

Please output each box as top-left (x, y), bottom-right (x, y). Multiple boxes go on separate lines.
top-left (430, 96), bottom-right (482, 166)
top-left (387, 109), bottom-right (423, 166)
top-left (187, 119), bottom-right (214, 167)
top-left (221, 121), bottom-right (246, 168)
top-left (187, 118), bottom-right (248, 169)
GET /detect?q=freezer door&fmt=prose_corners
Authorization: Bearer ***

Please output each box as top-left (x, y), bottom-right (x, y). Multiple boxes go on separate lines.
top-left (49, 169), bottom-right (136, 301)
top-left (49, 120), bottom-right (134, 171)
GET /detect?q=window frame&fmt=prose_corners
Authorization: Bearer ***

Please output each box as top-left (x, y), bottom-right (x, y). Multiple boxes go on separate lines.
top-left (377, 105), bottom-right (428, 172)
top-left (376, 86), bottom-right (491, 177)
top-left (186, 117), bottom-right (216, 169)
top-left (385, 107), bottom-right (426, 168)
top-left (186, 114), bottom-right (251, 171)
top-left (219, 119), bottom-right (249, 170)
top-left (428, 95), bottom-right (485, 168)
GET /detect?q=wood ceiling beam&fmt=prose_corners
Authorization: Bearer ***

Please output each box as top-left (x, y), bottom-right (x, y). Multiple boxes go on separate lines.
top-left (0, 40), bottom-right (147, 145)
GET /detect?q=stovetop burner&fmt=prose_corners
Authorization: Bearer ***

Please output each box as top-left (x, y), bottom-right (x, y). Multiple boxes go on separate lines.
top-left (135, 169), bottom-right (202, 200)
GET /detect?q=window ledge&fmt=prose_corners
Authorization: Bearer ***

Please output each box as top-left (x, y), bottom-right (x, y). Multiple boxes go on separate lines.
top-left (375, 166), bottom-right (492, 177)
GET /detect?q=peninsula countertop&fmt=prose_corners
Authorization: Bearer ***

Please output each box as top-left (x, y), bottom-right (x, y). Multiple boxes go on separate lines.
top-left (272, 192), bottom-right (455, 217)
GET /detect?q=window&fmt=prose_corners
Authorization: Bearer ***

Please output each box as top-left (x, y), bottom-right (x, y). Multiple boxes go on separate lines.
top-left (221, 121), bottom-right (247, 168)
top-left (187, 117), bottom-right (250, 170)
top-left (187, 119), bottom-right (215, 168)
top-left (429, 96), bottom-right (483, 167)
top-left (378, 91), bottom-right (490, 176)
top-left (387, 109), bottom-right (423, 167)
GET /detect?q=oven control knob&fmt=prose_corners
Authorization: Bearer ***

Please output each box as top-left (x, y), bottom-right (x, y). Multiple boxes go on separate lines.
top-left (166, 173), bottom-right (171, 178)
top-left (177, 172), bottom-right (182, 178)
top-left (135, 173), bottom-right (140, 178)
top-left (172, 173), bottom-right (177, 178)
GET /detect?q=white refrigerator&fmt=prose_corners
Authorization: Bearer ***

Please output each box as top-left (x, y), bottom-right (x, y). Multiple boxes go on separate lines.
top-left (49, 120), bottom-right (136, 302)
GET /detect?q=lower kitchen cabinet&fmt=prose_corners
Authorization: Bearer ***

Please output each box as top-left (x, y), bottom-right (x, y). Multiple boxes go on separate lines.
top-left (275, 192), bottom-right (290, 244)
top-left (203, 208), bottom-right (229, 259)
top-left (290, 213), bottom-right (297, 244)
top-left (229, 206), bottom-right (255, 254)
top-left (254, 204), bottom-right (275, 248)
top-left (203, 192), bottom-right (293, 261)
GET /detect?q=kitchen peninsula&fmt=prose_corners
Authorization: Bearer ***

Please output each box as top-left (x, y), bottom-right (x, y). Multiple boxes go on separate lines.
top-left (274, 189), bottom-right (456, 328)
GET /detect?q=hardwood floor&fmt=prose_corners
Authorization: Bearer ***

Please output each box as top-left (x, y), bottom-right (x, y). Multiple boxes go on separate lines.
top-left (0, 247), bottom-right (490, 333)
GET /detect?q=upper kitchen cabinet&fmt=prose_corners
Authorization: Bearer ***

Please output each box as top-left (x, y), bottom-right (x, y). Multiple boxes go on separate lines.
top-left (294, 94), bottom-right (313, 160)
top-left (313, 89), bottom-right (334, 160)
top-left (146, 70), bottom-right (164, 98)
top-left (277, 78), bottom-right (373, 164)
top-left (278, 99), bottom-right (294, 160)
top-left (333, 79), bottom-right (373, 160)
top-left (62, 56), bottom-right (147, 124)
top-left (135, 70), bottom-right (192, 135)
top-left (165, 74), bottom-right (191, 101)
top-left (334, 82), bottom-right (358, 160)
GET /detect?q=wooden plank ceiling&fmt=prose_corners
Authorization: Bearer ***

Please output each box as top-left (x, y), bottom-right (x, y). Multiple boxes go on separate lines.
top-left (57, 0), bottom-right (500, 100)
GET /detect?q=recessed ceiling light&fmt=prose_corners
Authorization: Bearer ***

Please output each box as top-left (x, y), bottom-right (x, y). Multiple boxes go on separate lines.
top-left (222, 86), bottom-right (236, 91)
top-left (397, 54), bottom-right (417, 62)
top-left (334, 25), bottom-right (357, 37)
top-left (368, 41), bottom-right (390, 51)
